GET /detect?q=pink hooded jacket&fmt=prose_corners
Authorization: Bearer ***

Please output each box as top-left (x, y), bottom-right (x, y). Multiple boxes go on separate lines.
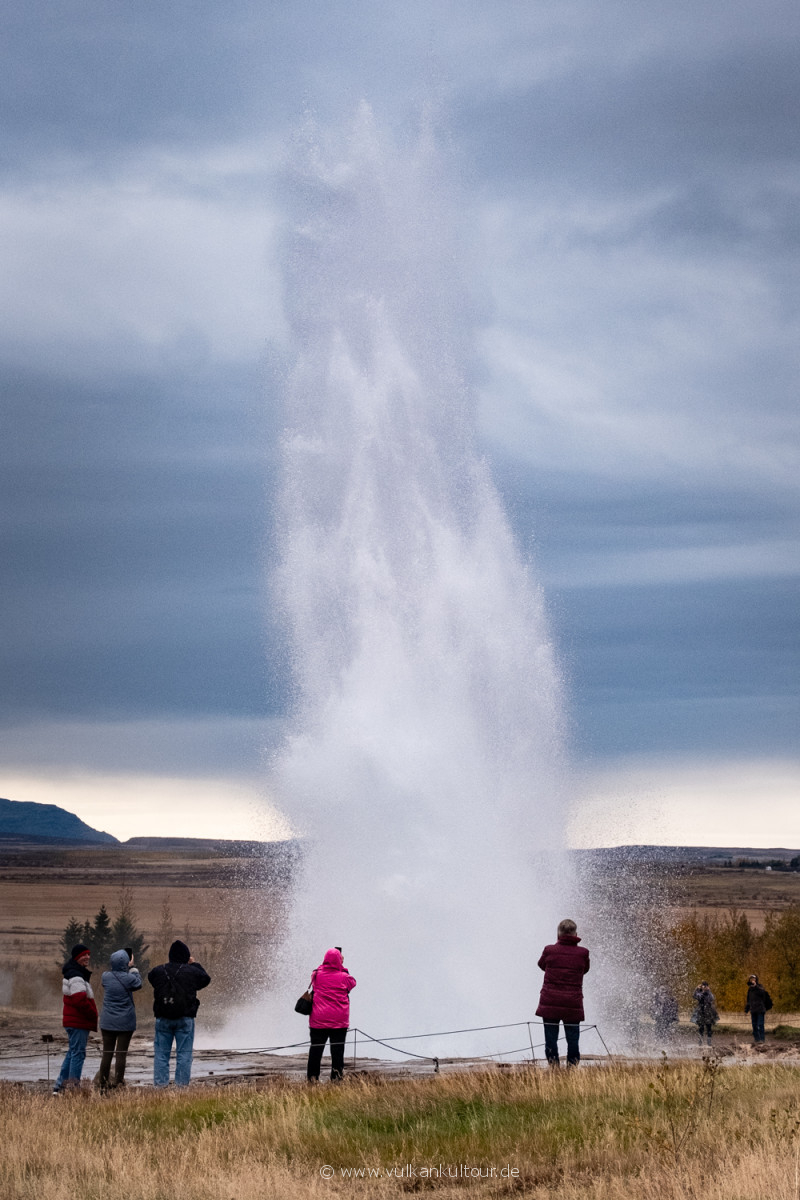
top-left (309, 949), bottom-right (357, 1029)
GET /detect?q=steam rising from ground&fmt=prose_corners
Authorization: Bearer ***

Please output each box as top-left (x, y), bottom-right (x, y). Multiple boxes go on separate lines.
top-left (269, 106), bottom-right (570, 1046)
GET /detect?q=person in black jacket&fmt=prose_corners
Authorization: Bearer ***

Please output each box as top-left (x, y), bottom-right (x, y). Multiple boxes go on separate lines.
top-left (148, 940), bottom-right (211, 1087)
top-left (745, 974), bottom-right (771, 1044)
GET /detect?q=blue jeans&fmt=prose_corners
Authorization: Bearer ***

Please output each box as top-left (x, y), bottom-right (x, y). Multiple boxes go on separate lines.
top-left (54, 1027), bottom-right (90, 1090)
top-left (153, 1017), bottom-right (195, 1087)
top-left (544, 1021), bottom-right (581, 1066)
top-left (751, 1012), bottom-right (765, 1042)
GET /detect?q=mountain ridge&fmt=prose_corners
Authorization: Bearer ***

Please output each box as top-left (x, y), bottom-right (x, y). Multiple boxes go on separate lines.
top-left (0, 797), bottom-right (118, 845)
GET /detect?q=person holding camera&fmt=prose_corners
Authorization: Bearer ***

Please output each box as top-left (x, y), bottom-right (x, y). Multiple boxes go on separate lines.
top-left (306, 947), bottom-right (356, 1082)
top-left (148, 940), bottom-right (210, 1087)
top-left (97, 947), bottom-right (142, 1091)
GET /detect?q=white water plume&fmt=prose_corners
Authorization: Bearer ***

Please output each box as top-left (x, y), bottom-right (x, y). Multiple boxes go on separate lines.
top-left (271, 106), bottom-right (570, 1047)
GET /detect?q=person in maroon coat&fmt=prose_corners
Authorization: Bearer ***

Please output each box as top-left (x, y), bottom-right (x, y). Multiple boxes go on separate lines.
top-left (535, 919), bottom-right (590, 1066)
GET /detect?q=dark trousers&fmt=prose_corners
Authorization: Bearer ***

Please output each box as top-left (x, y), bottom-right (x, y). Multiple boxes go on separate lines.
top-left (307, 1027), bottom-right (348, 1081)
top-left (750, 1012), bottom-right (765, 1042)
top-left (99, 1029), bottom-right (133, 1088)
top-left (697, 1021), bottom-right (713, 1043)
top-left (543, 1021), bottom-right (580, 1066)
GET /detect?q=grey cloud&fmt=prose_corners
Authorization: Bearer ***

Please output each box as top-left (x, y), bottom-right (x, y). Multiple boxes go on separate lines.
top-left (488, 459), bottom-right (799, 758)
top-left (0, 360), bottom-right (286, 723)
top-left (506, 473), bottom-right (800, 571)
top-left (3, 0), bottom-right (798, 788)
top-left (551, 578), bottom-right (800, 759)
top-left (459, 38), bottom-right (800, 192)
top-left (2, 715), bottom-right (282, 777)
top-left (8, 0), bottom-right (794, 181)
top-left (2, 2), bottom-right (297, 169)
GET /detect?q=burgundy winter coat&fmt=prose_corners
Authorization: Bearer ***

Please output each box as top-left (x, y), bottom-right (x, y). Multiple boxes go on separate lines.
top-left (535, 934), bottom-right (590, 1023)
top-left (310, 948), bottom-right (357, 1029)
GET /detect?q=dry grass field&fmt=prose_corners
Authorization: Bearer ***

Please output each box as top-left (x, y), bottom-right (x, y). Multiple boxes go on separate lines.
top-left (665, 866), bottom-right (800, 930)
top-left (0, 843), bottom-right (289, 1015)
top-left (0, 844), bottom-right (285, 952)
top-left (3, 1061), bottom-right (800, 1199)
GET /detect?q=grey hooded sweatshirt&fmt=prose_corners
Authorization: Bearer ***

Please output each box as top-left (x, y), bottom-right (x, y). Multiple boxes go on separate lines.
top-left (100, 950), bottom-right (143, 1032)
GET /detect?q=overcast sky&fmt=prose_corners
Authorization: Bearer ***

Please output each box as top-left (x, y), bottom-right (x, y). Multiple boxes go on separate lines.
top-left (2, 0), bottom-right (798, 845)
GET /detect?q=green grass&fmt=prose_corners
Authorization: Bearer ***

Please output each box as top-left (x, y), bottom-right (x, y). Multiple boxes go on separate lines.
top-left (770, 1024), bottom-right (800, 1040)
top-left (4, 1062), bottom-right (800, 1198)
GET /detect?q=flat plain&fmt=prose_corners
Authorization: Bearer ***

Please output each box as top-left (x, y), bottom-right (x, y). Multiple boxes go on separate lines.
top-left (0, 842), bottom-right (286, 969)
top-left (2, 842), bottom-right (800, 982)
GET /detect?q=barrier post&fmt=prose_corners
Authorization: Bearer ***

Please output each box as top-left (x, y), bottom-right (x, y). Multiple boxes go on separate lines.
top-left (41, 1034), bottom-right (54, 1083)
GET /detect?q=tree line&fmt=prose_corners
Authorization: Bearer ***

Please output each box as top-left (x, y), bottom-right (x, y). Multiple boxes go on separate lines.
top-left (669, 905), bottom-right (800, 1011)
top-left (59, 886), bottom-right (150, 976)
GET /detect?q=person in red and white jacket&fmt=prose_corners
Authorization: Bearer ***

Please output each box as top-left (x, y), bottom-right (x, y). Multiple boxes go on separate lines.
top-left (53, 943), bottom-right (98, 1093)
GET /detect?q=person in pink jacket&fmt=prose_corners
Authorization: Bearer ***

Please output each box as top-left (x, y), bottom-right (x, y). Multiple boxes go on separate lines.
top-left (306, 947), bottom-right (356, 1082)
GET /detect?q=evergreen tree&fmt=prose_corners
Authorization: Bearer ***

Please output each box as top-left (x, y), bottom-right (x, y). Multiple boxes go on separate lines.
top-left (90, 903), bottom-right (114, 965)
top-left (110, 885), bottom-right (150, 975)
top-left (155, 893), bottom-right (174, 964)
top-left (58, 917), bottom-right (85, 964)
top-left (59, 895), bottom-right (149, 974)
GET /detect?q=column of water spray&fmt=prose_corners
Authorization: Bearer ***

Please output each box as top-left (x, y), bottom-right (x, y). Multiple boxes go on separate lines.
top-left (272, 105), bottom-right (569, 1046)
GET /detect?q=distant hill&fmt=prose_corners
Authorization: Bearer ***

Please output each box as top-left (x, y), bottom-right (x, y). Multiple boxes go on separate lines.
top-left (124, 834), bottom-right (299, 853)
top-left (0, 798), bottom-right (119, 845)
top-left (573, 844), bottom-right (800, 867)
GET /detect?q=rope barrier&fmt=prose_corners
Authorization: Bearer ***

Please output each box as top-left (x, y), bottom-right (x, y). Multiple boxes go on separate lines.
top-left (348, 1019), bottom-right (533, 1043)
top-left (0, 1020), bottom-right (612, 1068)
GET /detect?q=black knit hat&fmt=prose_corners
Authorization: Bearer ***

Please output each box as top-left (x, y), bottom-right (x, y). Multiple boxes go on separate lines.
top-left (71, 943), bottom-right (90, 959)
top-left (168, 940), bottom-right (191, 963)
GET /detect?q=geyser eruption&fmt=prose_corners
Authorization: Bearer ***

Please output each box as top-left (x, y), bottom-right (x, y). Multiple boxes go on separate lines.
top-left (273, 106), bottom-right (569, 1043)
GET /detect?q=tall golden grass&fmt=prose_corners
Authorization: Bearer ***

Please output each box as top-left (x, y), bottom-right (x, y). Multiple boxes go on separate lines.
top-left (2, 1060), bottom-right (799, 1198)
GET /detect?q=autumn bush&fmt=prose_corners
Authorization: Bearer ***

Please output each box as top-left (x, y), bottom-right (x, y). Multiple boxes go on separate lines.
top-left (669, 905), bottom-right (800, 1010)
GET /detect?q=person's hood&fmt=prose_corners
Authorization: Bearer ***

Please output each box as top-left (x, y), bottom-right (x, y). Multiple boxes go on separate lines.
top-left (62, 958), bottom-right (92, 981)
top-left (109, 949), bottom-right (130, 972)
top-left (168, 940), bottom-right (191, 964)
top-left (557, 934), bottom-right (581, 945)
top-left (321, 948), bottom-right (344, 970)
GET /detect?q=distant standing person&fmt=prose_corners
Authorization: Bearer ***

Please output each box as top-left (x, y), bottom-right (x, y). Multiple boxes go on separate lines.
top-left (97, 948), bottom-right (142, 1091)
top-left (536, 919), bottom-right (590, 1067)
top-left (306, 948), bottom-right (356, 1082)
top-left (148, 940), bottom-right (211, 1088)
top-left (53, 943), bottom-right (98, 1093)
top-left (745, 973), bottom-right (772, 1044)
top-left (692, 981), bottom-right (719, 1046)
top-left (651, 986), bottom-right (679, 1042)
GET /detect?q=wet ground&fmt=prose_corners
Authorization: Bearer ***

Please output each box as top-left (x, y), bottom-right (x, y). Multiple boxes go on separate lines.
top-left (1, 1010), bottom-right (799, 1090)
